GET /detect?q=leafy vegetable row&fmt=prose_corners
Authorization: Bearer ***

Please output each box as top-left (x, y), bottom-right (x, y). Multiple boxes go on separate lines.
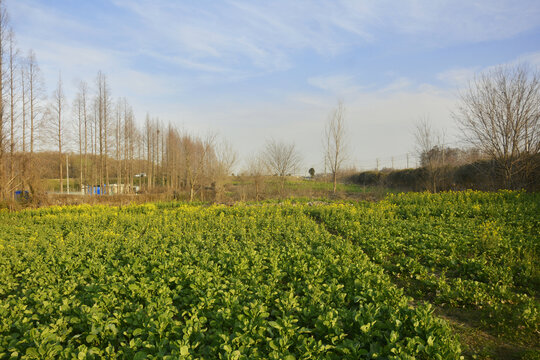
top-left (0, 203), bottom-right (461, 359)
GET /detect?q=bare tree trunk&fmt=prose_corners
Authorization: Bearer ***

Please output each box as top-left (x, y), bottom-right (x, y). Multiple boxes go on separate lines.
top-left (76, 89), bottom-right (83, 193)
top-left (145, 114), bottom-right (152, 191)
top-left (98, 74), bottom-right (104, 195)
top-left (123, 103), bottom-right (130, 193)
top-left (28, 53), bottom-right (35, 156)
top-left (104, 81), bottom-right (109, 195)
top-left (25, 50), bottom-right (41, 195)
top-left (81, 82), bottom-right (88, 194)
top-left (21, 67), bottom-right (25, 153)
top-left (8, 30), bottom-right (16, 197)
top-left (162, 129), bottom-right (165, 188)
top-left (20, 62), bottom-right (28, 192)
top-left (93, 99), bottom-right (98, 194)
top-left (53, 73), bottom-right (65, 194)
top-left (0, 4), bottom-right (7, 201)
top-left (115, 99), bottom-right (121, 193)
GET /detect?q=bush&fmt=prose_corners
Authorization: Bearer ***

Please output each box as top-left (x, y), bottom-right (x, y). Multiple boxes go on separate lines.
top-left (348, 155), bottom-right (540, 192)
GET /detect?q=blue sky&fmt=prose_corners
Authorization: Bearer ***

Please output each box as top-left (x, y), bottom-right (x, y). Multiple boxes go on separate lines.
top-left (9, 0), bottom-right (540, 172)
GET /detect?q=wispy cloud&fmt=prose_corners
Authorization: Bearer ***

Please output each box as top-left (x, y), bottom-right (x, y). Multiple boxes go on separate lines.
top-left (437, 68), bottom-right (479, 88)
top-left (509, 51), bottom-right (540, 68)
top-left (307, 74), bottom-right (416, 97)
top-left (7, 0), bottom-right (540, 167)
top-left (437, 51), bottom-right (540, 89)
top-left (14, 0), bottom-right (540, 79)
top-left (308, 75), bottom-right (365, 95)
top-left (378, 77), bottom-right (412, 93)
top-left (376, 0), bottom-right (540, 44)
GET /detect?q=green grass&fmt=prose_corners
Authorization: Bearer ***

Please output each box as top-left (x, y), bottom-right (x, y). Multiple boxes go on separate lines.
top-left (233, 176), bottom-right (396, 195)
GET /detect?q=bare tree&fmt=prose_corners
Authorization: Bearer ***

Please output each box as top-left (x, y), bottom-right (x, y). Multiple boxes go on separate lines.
top-left (74, 82), bottom-right (89, 193)
top-left (324, 101), bottom-right (348, 193)
top-left (144, 113), bottom-right (153, 190)
top-left (164, 125), bottom-right (183, 192)
top-left (20, 61), bottom-right (26, 153)
top-left (7, 29), bottom-right (17, 196)
top-left (212, 138), bottom-right (237, 201)
top-left (414, 117), bottom-right (445, 192)
top-left (81, 82), bottom-right (89, 192)
top-left (26, 50), bottom-right (42, 157)
top-left (245, 153), bottom-right (266, 201)
top-left (95, 71), bottom-right (112, 194)
top-left (123, 102), bottom-right (136, 192)
top-left (0, 1), bottom-right (7, 200)
top-left (89, 97), bottom-right (98, 193)
top-left (19, 52), bottom-right (45, 196)
top-left (198, 132), bottom-right (216, 201)
top-left (50, 73), bottom-right (66, 193)
top-left (182, 133), bottom-right (202, 201)
top-left (263, 139), bottom-right (301, 193)
top-left (21, 51), bottom-right (45, 196)
top-left (454, 64), bottom-right (540, 189)
top-left (114, 98), bottom-right (122, 192)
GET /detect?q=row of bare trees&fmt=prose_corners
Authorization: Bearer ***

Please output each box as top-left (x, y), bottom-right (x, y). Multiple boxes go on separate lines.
top-left (0, 0), bottom-right (245, 202)
top-left (0, 0), bottom-right (45, 201)
top-left (164, 128), bottom-right (237, 201)
top-left (63, 74), bottom-right (238, 199)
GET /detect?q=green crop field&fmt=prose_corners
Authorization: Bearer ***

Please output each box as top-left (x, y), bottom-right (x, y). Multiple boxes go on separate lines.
top-left (0, 191), bottom-right (538, 359)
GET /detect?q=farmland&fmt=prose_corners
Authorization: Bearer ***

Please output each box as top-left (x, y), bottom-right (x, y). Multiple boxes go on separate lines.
top-left (0, 191), bottom-right (538, 359)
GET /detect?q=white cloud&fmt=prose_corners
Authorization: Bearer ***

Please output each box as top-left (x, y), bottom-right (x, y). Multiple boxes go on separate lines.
top-left (378, 77), bottom-right (412, 93)
top-left (436, 51), bottom-right (540, 90)
top-left (307, 74), bottom-right (415, 97)
top-left (437, 68), bottom-right (478, 88)
top-left (307, 75), bottom-right (364, 95)
top-left (509, 52), bottom-right (540, 68)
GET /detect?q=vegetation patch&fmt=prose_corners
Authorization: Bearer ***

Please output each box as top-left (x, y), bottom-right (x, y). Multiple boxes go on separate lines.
top-left (0, 191), bottom-right (538, 359)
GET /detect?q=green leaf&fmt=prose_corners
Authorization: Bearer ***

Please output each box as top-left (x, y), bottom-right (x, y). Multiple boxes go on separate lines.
top-left (25, 348), bottom-right (39, 357)
top-left (86, 334), bottom-right (97, 343)
top-left (180, 345), bottom-right (189, 356)
top-left (134, 351), bottom-right (147, 360)
top-left (268, 321), bottom-right (282, 330)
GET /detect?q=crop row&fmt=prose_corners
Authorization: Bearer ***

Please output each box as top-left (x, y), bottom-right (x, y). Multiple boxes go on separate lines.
top-left (0, 203), bottom-right (462, 359)
top-left (306, 191), bottom-right (539, 346)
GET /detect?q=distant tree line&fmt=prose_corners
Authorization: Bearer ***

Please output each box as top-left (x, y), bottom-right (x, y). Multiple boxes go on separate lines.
top-left (352, 64), bottom-right (540, 192)
top-left (350, 146), bottom-right (539, 192)
top-left (0, 1), bottom-right (238, 203)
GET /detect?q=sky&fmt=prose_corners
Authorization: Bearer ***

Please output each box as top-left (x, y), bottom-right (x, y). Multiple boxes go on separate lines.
top-left (8, 0), bottom-right (540, 173)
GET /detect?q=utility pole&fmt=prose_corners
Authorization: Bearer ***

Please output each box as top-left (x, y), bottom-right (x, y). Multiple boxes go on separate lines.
top-left (406, 153), bottom-right (409, 168)
top-left (376, 158), bottom-right (379, 171)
